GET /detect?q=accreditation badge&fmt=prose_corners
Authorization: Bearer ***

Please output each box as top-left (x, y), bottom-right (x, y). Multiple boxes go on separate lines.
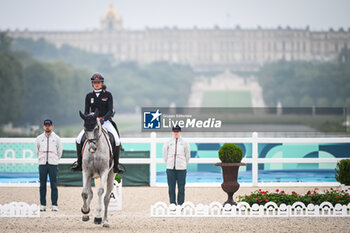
top-left (91, 98), bottom-right (94, 104)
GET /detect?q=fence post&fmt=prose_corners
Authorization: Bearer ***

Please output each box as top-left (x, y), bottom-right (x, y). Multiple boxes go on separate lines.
top-left (252, 132), bottom-right (258, 186)
top-left (150, 132), bottom-right (157, 187)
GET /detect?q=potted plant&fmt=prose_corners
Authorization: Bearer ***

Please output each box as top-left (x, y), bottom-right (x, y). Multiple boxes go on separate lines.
top-left (215, 143), bottom-right (246, 205)
top-left (335, 159), bottom-right (350, 193)
top-left (115, 173), bottom-right (122, 184)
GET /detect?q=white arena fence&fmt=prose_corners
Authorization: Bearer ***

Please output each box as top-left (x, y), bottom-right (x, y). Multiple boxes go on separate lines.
top-left (0, 202), bottom-right (40, 217)
top-left (151, 201), bottom-right (350, 218)
top-left (0, 132), bottom-right (349, 187)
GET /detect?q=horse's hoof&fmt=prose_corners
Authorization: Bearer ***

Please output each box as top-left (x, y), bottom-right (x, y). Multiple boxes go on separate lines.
top-left (81, 207), bottom-right (90, 214)
top-left (82, 215), bottom-right (89, 222)
top-left (103, 223), bottom-right (110, 228)
top-left (94, 217), bottom-right (102, 224)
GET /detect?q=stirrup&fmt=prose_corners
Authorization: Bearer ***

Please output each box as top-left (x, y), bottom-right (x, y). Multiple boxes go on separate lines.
top-left (71, 161), bottom-right (82, 172)
top-left (113, 165), bottom-right (125, 174)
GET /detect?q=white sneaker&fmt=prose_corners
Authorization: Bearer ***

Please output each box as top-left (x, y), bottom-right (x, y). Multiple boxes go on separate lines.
top-left (51, 206), bottom-right (58, 212)
top-left (40, 205), bottom-right (46, 212)
top-left (169, 204), bottom-right (177, 211)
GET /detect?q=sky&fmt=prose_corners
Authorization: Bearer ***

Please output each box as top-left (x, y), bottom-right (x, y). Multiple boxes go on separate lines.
top-left (0, 0), bottom-right (349, 31)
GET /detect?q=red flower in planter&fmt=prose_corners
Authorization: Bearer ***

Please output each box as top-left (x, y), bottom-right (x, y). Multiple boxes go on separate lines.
top-left (256, 198), bottom-right (258, 201)
top-left (259, 200), bottom-right (262, 203)
top-left (265, 199), bottom-right (268, 202)
top-left (336, 195), bottom-right (340, 199)
top-left (276, 189), bottom-right (279, 192)
top-left (307, 190), bottom-right (311, 195)
top-left (259, 189), bottom-right (261, 191)
top-left (330, 188), bottom-right (333, 190)
top-left (347, 194), bottom-right (350, 197)
top-left (281, 190), bottom-right (285, 194)
top-left (292, 191), bottom-right (296, 194)
top-left (248, 195), bottom-right (251, 198)
top-left (341, 190), bottom-right (344, 193)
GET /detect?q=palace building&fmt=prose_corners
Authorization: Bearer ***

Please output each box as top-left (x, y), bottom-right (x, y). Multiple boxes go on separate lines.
top-left (8, 5), bottom-right (350, 72)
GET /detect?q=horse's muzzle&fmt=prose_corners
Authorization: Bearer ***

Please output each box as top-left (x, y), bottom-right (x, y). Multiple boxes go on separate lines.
top-left (88, 144), bottom-right (97, 153)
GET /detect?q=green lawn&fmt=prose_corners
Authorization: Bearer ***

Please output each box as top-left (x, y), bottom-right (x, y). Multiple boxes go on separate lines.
top-left (201, 90), bottom-right (252, 107)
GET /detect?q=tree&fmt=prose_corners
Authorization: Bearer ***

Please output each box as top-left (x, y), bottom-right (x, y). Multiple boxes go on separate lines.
top-left (0, 32), bottom-right (12, 52)
top-left (316, 97), bottom-right (330, 107)
top-left (12, 37), bottom-right (114, 71)
top-left (21, 63), bottom-right (59, 125)
top-left (338, 46), bottom-right (350, 64)
top-left (258, 60), bottom-right (350, 109)
top-left (300, 96), bottom-right (314, 107)
top-left (47, 61), bottom-right (90, 123)
top-left (0, 52), bottom-right (23, 124)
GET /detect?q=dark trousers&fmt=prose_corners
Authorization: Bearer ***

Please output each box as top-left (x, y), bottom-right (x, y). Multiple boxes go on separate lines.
top-left (166, 168), bottom-right (187, 205)
top-left (39, 163), bottom-right (58, 206)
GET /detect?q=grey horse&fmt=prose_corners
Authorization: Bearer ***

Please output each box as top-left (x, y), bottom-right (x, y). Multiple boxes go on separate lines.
top-left (79, 110), bottom-right (115, 228)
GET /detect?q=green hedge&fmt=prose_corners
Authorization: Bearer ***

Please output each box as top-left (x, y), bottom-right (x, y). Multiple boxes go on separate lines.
top-left (218, 143), bottom-right (243, 163)
top-left (238, 188), bottom-right (350, 206)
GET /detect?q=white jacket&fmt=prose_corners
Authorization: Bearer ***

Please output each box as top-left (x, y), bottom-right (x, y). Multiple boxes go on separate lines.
top-left (35, 132), bottom-right (62, 165)
top-left (162, 137), bottom-right (190, 170)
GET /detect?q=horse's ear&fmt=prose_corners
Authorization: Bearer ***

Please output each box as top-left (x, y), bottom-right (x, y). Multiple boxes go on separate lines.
top-left (93, 109), bottom-right (99, 118)
top-left (79, 111), bottom-right (86, 120)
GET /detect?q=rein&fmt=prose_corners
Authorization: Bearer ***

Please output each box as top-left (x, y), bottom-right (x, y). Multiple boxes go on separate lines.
top-left (82, 125), bottom-right (112, 159)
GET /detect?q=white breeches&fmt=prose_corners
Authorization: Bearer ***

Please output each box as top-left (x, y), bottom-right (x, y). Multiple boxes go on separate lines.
top-left (76, 120), bottom-right (121, 146)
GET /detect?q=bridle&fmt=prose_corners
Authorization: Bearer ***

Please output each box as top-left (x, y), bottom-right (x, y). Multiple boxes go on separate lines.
top-left (86, 125), bottom-right (102, 145)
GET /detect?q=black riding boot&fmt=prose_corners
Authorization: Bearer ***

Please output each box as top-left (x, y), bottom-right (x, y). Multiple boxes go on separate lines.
top-left (113, 145), bottom-right (124, 174)
top-left (71, 143), bottom-right (83, 172)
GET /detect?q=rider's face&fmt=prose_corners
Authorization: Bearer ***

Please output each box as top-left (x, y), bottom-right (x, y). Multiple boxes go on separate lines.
top-left (92, 81), bottom-right (103, 90)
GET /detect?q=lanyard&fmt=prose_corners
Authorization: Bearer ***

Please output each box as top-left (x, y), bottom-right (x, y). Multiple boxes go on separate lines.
top-left (174, 138), bottom-right (178, 169)
top-left (46, 136), bottom-right (49, 162)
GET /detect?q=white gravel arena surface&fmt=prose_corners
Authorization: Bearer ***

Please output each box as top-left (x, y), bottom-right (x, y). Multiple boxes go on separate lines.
top-left (0, 186), bottom-right (349, 233)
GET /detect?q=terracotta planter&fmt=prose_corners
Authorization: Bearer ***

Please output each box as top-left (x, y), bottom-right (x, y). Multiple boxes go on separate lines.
top-left (215, 163), bottom-right (246, 205)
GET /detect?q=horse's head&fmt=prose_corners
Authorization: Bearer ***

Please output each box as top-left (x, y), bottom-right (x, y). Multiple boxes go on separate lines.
top-left (79, 109), bottom-right (101, 153)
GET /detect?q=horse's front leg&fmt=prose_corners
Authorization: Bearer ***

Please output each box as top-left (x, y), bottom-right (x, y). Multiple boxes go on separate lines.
top-left (81, 171), bottom-right (92, 222)
top-left (102, 171), bottom-right (115, 228)
top-left (94, 170), bottom-right (109, 225)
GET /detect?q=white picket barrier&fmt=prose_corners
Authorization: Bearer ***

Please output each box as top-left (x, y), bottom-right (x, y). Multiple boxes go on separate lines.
top-left (0, 202), bottom-right (40, 218)
top-left (0, 132), bottom-right (349, 187)
top-left (150, 201), bottom-right (350, 217)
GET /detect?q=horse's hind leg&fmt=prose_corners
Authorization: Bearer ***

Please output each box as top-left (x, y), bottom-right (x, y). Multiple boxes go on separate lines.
top-left (94, 170), bottom-right (108, 225)
top-left (81, 172), bottom-right (92, 221)
top-left (102, 171), bottom-right (115, 228)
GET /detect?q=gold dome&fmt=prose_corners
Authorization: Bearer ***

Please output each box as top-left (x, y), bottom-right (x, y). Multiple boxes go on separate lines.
top-left (103, 4), bottom-right (121, 20)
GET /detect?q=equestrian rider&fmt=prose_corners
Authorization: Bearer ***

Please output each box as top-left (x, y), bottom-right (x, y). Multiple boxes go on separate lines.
top-left (71, 73), bottom-right (124, 174)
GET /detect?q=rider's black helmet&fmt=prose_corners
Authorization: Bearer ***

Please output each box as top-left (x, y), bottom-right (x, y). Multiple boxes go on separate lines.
top-left (91, 73), bottom-right (104, 82)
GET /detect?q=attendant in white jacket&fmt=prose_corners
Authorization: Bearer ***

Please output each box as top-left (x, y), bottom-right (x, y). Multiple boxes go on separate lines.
top-left (35, 119), bottom-right (62, 212)
top-left (162, 125), bottom-right (190, 205)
